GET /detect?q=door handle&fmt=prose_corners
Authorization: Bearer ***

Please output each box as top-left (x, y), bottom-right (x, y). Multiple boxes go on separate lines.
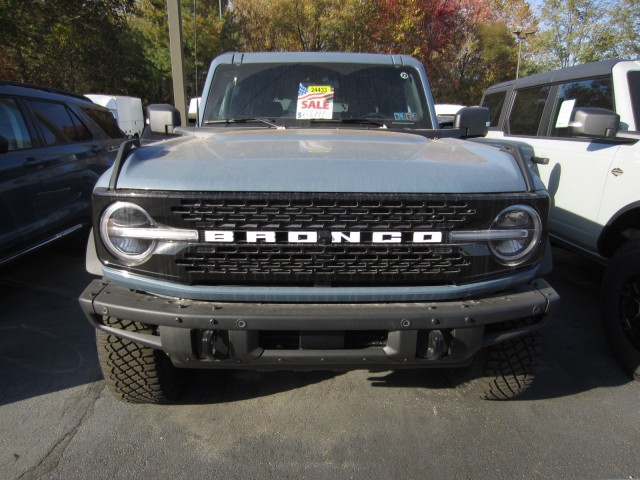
top-left (531, 156), bottom-right (549, 165)
top-left (23, 157), bottom-right (45, 168)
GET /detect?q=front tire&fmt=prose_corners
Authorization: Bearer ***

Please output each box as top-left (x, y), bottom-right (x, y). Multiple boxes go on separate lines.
top-left (96, 317), bottom-right (186, 403)
top-left (446, 332), bottom-right (539, 400)
top-left (601, 240), bottom-right (640, 379)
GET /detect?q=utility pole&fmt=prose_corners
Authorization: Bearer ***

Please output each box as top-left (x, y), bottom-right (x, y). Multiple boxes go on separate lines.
top-left (512, 30), bottom-right (536, 79)
top-left (167, 0), bottom-right (187, 125)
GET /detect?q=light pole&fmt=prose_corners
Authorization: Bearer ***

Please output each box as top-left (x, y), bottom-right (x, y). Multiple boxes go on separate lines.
top-left (167, 0), bottom-right (187, 124)
top-left (512, 30), bottom-right (536, 79)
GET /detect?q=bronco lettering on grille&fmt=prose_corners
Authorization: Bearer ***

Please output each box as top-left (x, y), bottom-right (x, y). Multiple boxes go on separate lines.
top-left (203, 230), bottom-right (443, 244)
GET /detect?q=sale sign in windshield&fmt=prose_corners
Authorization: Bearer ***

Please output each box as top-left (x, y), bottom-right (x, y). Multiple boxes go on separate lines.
top-left (296, 84), bottom-right (334, 119)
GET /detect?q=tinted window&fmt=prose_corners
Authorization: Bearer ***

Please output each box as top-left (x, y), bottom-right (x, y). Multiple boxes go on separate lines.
top-left (481, 91), bottom-right (507, 127)
top-left (82, 106), bottom-right (124, 139)
top-left (0, 97), bottom-right (33, 152)
top-left (548, 76), bottom-right (613, 137)
top-left (508, 85), bottom-right (550, 135)
top-left (27, 100), bottom-right (92, 145)
top-left (628, 71), bottom-right (640, 131)
top-left (203, 63), bottom-right (433, 129)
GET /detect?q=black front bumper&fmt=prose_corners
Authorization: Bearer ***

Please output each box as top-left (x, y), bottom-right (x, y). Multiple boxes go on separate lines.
top-left (79, 278), bottom-right (559, 370)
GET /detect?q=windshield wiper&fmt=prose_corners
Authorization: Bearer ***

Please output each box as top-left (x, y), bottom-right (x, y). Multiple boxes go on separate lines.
top-left (310, 118), bottom-right (387, 128)
top-left (204, 118), bottom-right (284, 129)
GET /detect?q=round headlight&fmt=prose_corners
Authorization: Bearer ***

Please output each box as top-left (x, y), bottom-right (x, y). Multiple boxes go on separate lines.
top-left (100, 202), bottom-right (156, 265)
top-left (489, 205), bottom-right (542, 265)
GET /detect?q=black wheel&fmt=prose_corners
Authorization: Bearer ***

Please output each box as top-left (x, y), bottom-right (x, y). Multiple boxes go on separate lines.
top-left (601, 240), bottom-right (640, 379)
top-left (446, 332), bottom-right (539, 400)
top-left (96, 317), bottom-right (186, 404)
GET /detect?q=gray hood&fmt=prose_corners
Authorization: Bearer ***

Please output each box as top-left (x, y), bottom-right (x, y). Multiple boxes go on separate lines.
top-left (104, 129), bottom-right (529, 193)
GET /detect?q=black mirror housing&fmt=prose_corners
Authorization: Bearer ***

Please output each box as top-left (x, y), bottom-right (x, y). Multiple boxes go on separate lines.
top-left (454, 107), bottom-right (490, 138)
top-left (147, 104), bottom-right (181, 135)
top-left (569, 108), bottom-right (619, 139)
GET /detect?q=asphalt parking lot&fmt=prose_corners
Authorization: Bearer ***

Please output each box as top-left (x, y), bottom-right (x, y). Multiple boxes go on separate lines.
top-left (1, 239), bottom-right (638, 480)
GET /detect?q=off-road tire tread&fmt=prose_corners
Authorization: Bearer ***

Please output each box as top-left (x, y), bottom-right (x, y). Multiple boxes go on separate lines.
top-left (448, 332), bottom-right (539, 400)
top-left (96, 317), bottom-right (185, 404)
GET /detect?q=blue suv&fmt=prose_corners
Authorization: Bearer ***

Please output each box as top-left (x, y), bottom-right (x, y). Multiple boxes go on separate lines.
top-left (0, 81), bottom-right (126, 265)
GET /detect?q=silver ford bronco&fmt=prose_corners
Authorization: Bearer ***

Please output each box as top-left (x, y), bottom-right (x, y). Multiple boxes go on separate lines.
top-left (79, 52), bottom-right (559, 403)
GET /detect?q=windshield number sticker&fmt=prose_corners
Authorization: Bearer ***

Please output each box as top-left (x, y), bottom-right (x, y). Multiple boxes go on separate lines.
top-left (296, 84), bottom-right (334, 119)
top-left (394, 112), bottom-right (418, 121)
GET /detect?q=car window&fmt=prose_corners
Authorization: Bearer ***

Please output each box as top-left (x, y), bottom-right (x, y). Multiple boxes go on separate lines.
top-left (27, 99), bottom-right (92, 145)
top-left (507, 85), bottom-right (551, 136)
top-left (628, 71), bottom-right (640, 131)
top-left (81, 106), bottom-right (124, 139)
top-left (203, 62), bottom-right (432, 129)
top-left (0, 97), bottom-right (34, 152)
top-left (548, 76), bottom-right (614, 137)
top-left (481, 91), bottom-right (507, 127)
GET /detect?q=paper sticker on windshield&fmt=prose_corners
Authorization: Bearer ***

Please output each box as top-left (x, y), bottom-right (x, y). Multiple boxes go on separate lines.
top-left (394, 112), bottom-right (418, 121)
top-left (555, 99), bottom-right (576, 128)
top-left (296, 84), bottom-right (334, 119)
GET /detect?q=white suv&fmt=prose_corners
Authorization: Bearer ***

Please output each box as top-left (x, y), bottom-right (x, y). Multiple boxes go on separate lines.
top-left (478, 59), bottom-right (640, 379)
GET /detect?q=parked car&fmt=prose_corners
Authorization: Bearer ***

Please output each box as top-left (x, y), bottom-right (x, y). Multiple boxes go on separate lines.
top-left (476, 59), bottom-right (640, 378)
top-left (0, 81), bottom-right (125, 265)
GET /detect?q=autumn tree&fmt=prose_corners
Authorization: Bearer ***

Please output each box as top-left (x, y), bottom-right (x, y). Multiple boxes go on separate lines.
top-left (230, 0), bottom-right (378, 52)
top-left (375, 0), bottom-right (517, 104)
top-left (2, 0), bottom-right (635, 108)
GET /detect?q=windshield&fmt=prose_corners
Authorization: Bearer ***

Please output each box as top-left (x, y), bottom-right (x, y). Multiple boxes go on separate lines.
top-left (202, 62), bottom-right (433, 129)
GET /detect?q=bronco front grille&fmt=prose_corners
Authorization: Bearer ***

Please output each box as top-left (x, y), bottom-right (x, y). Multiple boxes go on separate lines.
top-left (176, 244), bottom-right (468, 285)
top-left (171, 195), bottom-right (473, 230)
top-left (93, 191), bottom-right (547, 287)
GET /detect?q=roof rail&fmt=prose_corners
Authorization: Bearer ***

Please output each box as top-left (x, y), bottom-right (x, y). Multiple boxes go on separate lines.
top-left (0, 80), bottom-right (90, 101)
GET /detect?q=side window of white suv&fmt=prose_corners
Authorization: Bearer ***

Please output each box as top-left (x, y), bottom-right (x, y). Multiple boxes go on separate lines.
top-left (548, 76), bottom-right (614, 137)
top-left (507, 85), bottom-right (551, 136)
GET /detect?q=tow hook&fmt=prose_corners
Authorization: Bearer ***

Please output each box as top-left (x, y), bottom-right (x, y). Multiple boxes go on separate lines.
top-left (426, 330), bottom-right (446, 360)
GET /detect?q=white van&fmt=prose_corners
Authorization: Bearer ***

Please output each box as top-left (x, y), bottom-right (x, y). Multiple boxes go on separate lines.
top-left (85, 95), bottom-right (144, 138)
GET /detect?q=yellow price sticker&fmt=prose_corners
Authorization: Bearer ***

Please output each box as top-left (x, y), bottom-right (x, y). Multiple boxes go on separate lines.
top-left (308, 86), bottom-right (332, 93)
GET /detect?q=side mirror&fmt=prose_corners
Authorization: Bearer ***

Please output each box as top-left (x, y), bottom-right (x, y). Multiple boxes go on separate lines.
top-left (568, 108), bottom-right (619, 139)
top-left (0, 135), bottom-right (8, 154)
top-left (147, 104), bottom-right (181, 135)
top-left (454, 107), bottom-right (490, 138)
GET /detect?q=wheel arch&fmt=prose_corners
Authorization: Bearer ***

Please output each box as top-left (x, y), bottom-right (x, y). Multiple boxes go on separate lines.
top-left (598, 201), bottom-right (640, 259)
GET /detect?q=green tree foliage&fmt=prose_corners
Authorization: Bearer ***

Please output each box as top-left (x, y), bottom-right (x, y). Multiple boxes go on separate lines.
top-left (609, 0), bottom-right (640, 58)
top-left (0, 0), bottom-right (150, 97)
top-left (528, 0), bottom-right (626, 70)
top-left (130, 0), bottom-right (236, 104)
top-left (440, 22), bottom-right (518, 105)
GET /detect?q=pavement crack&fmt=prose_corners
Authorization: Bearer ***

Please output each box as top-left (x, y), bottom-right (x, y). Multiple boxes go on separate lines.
top-left (17, 381), bottom-right (104, 480)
